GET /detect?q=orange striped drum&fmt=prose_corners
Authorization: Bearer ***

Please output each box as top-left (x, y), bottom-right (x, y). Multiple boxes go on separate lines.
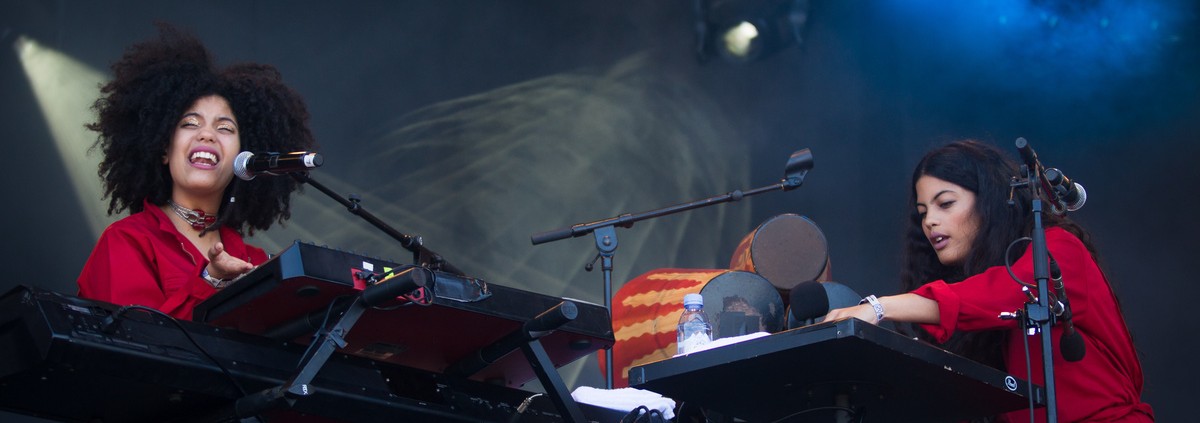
top-left (602, 268), bottom-right (782, 387)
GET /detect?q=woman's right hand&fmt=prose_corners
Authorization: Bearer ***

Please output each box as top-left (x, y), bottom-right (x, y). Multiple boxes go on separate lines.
top-left (206, 242), bottom-right (255, 280)
top-left (824, 304), bottom-right (882, 325)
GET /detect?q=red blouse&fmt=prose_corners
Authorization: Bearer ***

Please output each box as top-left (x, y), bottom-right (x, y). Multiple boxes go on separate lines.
top-left (912, 227), bottom-right (1153, 422)
top-left (77, 200), bottom-right (268, 320)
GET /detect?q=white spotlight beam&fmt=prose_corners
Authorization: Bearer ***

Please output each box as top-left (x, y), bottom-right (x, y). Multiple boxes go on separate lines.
top-left (15, 35), bottom-right (114, 238)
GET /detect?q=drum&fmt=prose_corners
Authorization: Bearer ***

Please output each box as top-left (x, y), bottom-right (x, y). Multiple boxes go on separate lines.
top-left (729, 214), bottom-right (831, 297)
top-left (602, 268), bottom-right (783, 387)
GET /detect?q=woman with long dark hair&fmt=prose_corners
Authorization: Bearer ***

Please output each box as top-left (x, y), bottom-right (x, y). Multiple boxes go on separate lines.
top-left (77, 25), bottom-right (316, 319)
top-left (824, 140), bottom-right (1152, 422)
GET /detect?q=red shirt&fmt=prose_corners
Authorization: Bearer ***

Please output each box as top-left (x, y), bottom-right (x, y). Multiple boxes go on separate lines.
top-left (77, 200), bottom-right (268, 320)
top-left (912, 227), bottom-right (1153, 422)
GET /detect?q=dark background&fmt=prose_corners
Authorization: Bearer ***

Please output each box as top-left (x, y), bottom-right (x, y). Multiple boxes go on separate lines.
top-left (1, 0), bottom-right (1196, 420)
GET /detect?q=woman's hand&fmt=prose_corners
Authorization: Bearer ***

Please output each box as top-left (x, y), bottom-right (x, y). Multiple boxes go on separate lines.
top-left (205, 242), bottom-right (255, 280)
top-left (824, 304), bottom-right (882, 325)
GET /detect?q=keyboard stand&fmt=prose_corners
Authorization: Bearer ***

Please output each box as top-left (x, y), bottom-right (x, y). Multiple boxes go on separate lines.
top-left (444, 300), bottom-right (587, 423)
top-left (195, 268), bottom-right (426, 421)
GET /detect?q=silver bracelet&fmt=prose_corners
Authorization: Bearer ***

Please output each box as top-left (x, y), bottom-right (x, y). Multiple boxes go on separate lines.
top-left (860, 295), bottom-right (885, 322)
top-left (201, 268), bottom-right (235, 289)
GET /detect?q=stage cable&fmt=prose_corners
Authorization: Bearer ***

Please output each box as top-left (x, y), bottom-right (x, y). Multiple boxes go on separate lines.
top-left (1004, 236), bottom-right (1039, 422)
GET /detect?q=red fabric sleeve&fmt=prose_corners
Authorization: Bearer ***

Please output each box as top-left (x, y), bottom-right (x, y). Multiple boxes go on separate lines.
top-left (910, 227), bottom-right (1090, 343)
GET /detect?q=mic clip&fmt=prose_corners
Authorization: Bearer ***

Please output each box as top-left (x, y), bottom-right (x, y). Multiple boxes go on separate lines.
top-left (1007, 175), bottom-right (1024, 207)
top-left (1050, 299), bottom-right (1066, 317)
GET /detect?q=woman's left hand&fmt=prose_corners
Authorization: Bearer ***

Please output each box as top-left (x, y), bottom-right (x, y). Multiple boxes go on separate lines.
top-left (823, 304), bottom-right (881, 325)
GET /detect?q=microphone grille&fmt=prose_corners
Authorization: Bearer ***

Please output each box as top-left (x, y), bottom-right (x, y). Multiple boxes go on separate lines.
top-left (233, 151), bottom-right (255, 181)
top-left (1068, 183), bottom-right (1087, 211)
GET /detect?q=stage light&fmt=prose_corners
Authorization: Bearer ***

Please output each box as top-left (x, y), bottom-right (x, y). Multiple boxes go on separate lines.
top-left (721, 21), bottom-right (760, 59)
top-left (695, 0), bottom-right (810, 64)
top-left (14, 35), bottom-right (115, 237)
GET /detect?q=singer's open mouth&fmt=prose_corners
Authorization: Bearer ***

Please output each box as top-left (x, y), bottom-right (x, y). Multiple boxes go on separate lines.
top-left (188, 146), bottom-right (221, 168)
top-left (190, 151), bottom-right (218, 166)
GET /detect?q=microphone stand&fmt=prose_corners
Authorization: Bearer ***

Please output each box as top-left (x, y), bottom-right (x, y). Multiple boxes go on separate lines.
top-left (531, 148), bottom-right (814, 389)
top-left (290, 172), bottom-right (465, 275)
top-left (1026, 187), bottom-right (1059, 423)
top-left (1011, 138), bottom-right (1061, 423)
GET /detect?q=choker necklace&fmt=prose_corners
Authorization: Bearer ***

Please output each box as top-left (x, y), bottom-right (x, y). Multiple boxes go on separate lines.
top-left (167, 200), bottom-right (217, 231)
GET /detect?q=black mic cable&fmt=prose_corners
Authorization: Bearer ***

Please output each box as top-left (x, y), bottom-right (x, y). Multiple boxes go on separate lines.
top-left (1049, 254), bottom-right (1086, 362)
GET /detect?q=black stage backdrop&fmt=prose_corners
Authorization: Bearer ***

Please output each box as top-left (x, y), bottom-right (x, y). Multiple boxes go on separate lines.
top-left (1, 1), bottom-right (1195, 421)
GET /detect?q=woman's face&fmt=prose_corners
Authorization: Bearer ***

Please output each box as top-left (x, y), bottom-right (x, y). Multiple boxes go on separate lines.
top-left (163, 95), bottom-right (240, 203)
top-left (915, 175), bottom-right (980, 267)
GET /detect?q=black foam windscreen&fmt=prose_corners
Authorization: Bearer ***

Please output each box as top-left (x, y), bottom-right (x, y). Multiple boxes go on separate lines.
top-left (788, 281), bottom-right (828, 323)
top-left (788, 281), bottom-right (862, 329)
top-left (1061, 325), bottom-right (1086, 362)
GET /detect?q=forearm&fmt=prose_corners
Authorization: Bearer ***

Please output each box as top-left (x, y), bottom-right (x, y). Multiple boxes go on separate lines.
top-left (877, 293), bottom-right (940, 324)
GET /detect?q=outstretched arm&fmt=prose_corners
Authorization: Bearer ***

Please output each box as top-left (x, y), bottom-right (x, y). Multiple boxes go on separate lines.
top-left (823, 293), bottom-right (941, 325)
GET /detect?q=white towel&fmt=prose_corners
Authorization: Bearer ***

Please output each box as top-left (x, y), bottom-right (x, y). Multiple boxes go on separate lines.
top-left (570, 386), bottom-right (676, 420)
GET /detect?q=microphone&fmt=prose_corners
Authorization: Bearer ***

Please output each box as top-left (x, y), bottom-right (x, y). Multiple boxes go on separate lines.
top-left (1044, 168), bottom-right (1087, 212)
top-left (233, 151), bottom-right (323, 181)
top-left (1014, 138), bottom-right (1086, 214)
top-left (788, 281), bottom-right (861, 328)
top-left (1048, 255), bottom-right (1086, 362)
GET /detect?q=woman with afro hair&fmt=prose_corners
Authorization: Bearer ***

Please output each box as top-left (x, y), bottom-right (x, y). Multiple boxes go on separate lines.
top-left (77, 24), bottom-right (317, 320)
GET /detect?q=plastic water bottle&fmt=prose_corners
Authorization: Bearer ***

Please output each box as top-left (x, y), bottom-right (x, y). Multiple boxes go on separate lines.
top-left (676, 293), bottom-right (712, 355)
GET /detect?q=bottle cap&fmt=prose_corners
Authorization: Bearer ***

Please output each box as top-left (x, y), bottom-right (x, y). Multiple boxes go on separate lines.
top-left (683, 293), bottom-right (703, 307)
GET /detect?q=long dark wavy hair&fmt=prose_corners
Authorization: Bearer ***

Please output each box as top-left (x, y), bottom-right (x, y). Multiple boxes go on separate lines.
top-left (88, 24), bottom-right (316, 235)
top-left (899, 140), bottom-right (1097, 371)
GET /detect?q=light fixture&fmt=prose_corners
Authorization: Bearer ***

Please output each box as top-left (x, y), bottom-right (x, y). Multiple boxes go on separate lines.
top-left (694, 0), bottom-right (811, 64)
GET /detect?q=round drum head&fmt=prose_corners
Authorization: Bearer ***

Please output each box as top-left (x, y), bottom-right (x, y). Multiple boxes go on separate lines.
top-left (739, 214), bottom-right (829, 291)
top-left (700, 271), bottom-right (785, 337)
